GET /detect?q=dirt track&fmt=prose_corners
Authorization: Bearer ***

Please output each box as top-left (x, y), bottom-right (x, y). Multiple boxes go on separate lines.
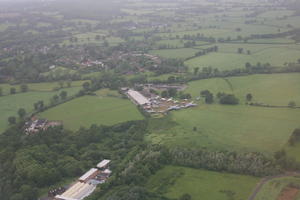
top-left (248, 172), bottom-right (300, 200)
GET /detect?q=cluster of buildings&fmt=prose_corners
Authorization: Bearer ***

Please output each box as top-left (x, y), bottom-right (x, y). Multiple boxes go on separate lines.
top-left (125, 88), bottom-right (197, 114)
top-left (55, 160), bottom-right (111, 200)
top-left (24, 118), bottom-right (62, 134)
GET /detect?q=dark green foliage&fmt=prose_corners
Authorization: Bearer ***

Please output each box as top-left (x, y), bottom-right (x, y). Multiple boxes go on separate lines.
top-left (0, 121), bottom-right (147, 200)
top-left (8, 116), bottom-right (16, 124)
top-left (169, 148), bottom-right (279, 176)
top-left (246, 93), bottom-right (253, 102)
top-left (179, 194), bottom-right (192, 200)
top-left (20, 84), bottom-right (28, 93)
top-left (200, 90), bottom-right (213, 104)
top-left (288, 129), bottom-right (300, 146)
top-left (219, 94), bottom-right (239, 105)
top-left (10, 87), bottom-right (16, 94)
top-left (17, 108), bottom-right (26, 118)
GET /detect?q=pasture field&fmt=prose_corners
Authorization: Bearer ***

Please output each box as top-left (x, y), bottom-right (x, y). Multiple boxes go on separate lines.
top-left (0, 80), bottom-right (85, 95)
top-left (147, 104), bottom-right (300, 153)
top-left (149, 48), bottom-right (199, 59)
top-left (39, 89), bottom-right (143, 131)
top-left (147, 166), bottom-right (259, 200)
top-left (0, 87), bottom-right (81, 133)
top-left (185, 44), bottom-right (300, 71)
top-left (254, 176), bottom-right (300, 200)
top-left (185, 73), bottom-right (300, 106)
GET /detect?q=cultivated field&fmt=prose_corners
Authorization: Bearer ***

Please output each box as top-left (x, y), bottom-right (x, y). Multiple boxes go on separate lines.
top-left (39, 89), bottom-right (144, 130)
top-left (147, 166), bottom-right (259, 200)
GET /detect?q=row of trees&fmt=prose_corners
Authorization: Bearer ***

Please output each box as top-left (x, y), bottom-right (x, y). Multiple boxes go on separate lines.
top-left (0, 84), bottom-right (28, 97)
top-left (200, 90), bottom-right (241, 105)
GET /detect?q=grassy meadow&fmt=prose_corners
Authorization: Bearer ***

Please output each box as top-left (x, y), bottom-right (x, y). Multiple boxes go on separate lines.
top-left (147, 166), bottom-right (259, 200)
top-left (39, 89), bottom-right (144, 131)
top-left (185, 44), bottom-right (300, 71)
top-left (147, 73), bottom-right (300, 153)
top-left (0, 87), bottom-right (82, 133)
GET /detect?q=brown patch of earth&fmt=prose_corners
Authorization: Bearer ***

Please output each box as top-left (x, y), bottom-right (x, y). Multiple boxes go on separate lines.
top-left (277, 187), bottom-right (299, 200)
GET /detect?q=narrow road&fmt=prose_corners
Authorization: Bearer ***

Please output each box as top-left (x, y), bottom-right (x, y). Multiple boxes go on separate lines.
top-left (248, 172), bottom-right (300, 200)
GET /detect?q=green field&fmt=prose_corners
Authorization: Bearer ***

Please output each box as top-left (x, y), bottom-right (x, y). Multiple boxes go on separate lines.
top-left (147, 104), bottom-right (300, 153)
top-left (0, 80), bottom-right (85, 95)
top-left (147, 166), bottom-right (259, 200)
top-left (147, 73), bottom-right (300, 153)
top-left (149, 48), bottom-right (199, 59)
top-left (254, 176), bottom-right (300, 200)
top-left (186, 73), bottom-right (300, 106)
top-left (185, 44), bottom-right (300, 71)
top-left (39, 90), bottom-right (144, 130)
top-left (0, 87), bottom-right (81, 133)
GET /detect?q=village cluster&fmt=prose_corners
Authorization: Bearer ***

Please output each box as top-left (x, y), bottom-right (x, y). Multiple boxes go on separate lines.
top-left (123, 84), bottom-right (197, 114)
top-left (53, 159), bottom-right (112, 200)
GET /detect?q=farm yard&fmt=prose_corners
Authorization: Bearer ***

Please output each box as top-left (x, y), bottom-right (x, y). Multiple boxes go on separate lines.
top-left (147, 166), bottom-right (259, 200)
top-left (39, 89), bottom-right (144, 130)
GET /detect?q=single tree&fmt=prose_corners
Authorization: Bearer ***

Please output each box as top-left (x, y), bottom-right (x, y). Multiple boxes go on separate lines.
top-left (82, 82), bottom-right (90, 91)
top-left (180, 194), bottom-right (192, 200)
top-left (59, 91), bottom-right (68, 100)
top-left (10, 87), bottom-right (16, 94)
top-left (8, 116), bottom-right (16, 125)
top-left (67, 80), bottom-right (72, 87)
top-left (238, 48), bottom-right (244, 54)
top-left (288, 101), bottom-right (296, 108)
top-left (18, 108), bottom-right (26, 118)
top-left (193, 67), bottom-right (200, 75)
top-left (58, 81), bottom-right (64, 88)
top-left (20, 84), bottom-right (28, 92)
top-left (246, 93), bottom-right (253, 101)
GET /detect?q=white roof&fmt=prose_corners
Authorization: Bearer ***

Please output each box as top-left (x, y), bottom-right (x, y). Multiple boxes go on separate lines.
top-left (56, 182), bottom-right (96, 200)
top-left (78, 168), bottom-right (98, 181)
top-left (97, 159), bottom-right (111, 168)
top-left (103, 169), bottom-right (112, 174)
top-left (127, 90), bottom-right (150, 105)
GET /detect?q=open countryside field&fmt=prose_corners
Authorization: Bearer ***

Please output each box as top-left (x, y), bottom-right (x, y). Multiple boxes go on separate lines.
top-left (254, 176), bottom-right (300, 200)
top-left (149, 48), bottom-right (200, 59)
top-left (147, 166), bottom-right (259, 200)
top-left (0, 80), bottom-right (85, 95)
top-left (186, 73), bottom-right (300, 106)
top-left (0, 87), bottom-right (81, 134)
top-left (147, 105), bottom-right (300, 153)
top-left (147, 73), bottom-right (300, 153)
top-left (39, 90), bottom-right (144, 130)
top-left (185, 44), bottom-right (300, 71)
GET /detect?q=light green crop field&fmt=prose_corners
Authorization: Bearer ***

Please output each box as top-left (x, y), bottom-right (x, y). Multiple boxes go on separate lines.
top-left (147, 166), bottom-right (259, 200)
top-left (147, 104), bottom-right (300, 153)
top-left (39, 90), bottom-right (143, 130)
top-left (149, 48), bottom-right (199, 59)
top-left (186, 73), bottom-right (300, 106)
top-left (0, 87), bottom-right (81, 134)
top-left (254, 176), bottom-right (300, 200)
top-left (185, 44), bottom-right (300, 71)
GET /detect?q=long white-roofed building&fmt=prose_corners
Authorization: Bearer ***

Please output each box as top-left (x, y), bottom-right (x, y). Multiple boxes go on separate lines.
top-left (127, 89), bottom-right (150, 105)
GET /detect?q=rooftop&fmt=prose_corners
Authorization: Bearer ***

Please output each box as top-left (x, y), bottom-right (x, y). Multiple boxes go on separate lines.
top-left (97, 159), bottom-right (111, 168)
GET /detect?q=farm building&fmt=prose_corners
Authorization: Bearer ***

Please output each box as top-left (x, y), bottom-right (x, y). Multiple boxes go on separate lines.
top-left (97, 159), bottom-right (111, 169)
top-left (127, 89), bottom-right (150, 105)
top-left (78, 168), bottom-right (99, 183)
top-left (55, 182), bottom-right (96, 200)
top-left (54, 160), bottom-right (112, 200)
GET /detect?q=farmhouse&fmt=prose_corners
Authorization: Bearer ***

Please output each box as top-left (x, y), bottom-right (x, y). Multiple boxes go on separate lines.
top-left (24, 118), bottom-right (62, 134)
